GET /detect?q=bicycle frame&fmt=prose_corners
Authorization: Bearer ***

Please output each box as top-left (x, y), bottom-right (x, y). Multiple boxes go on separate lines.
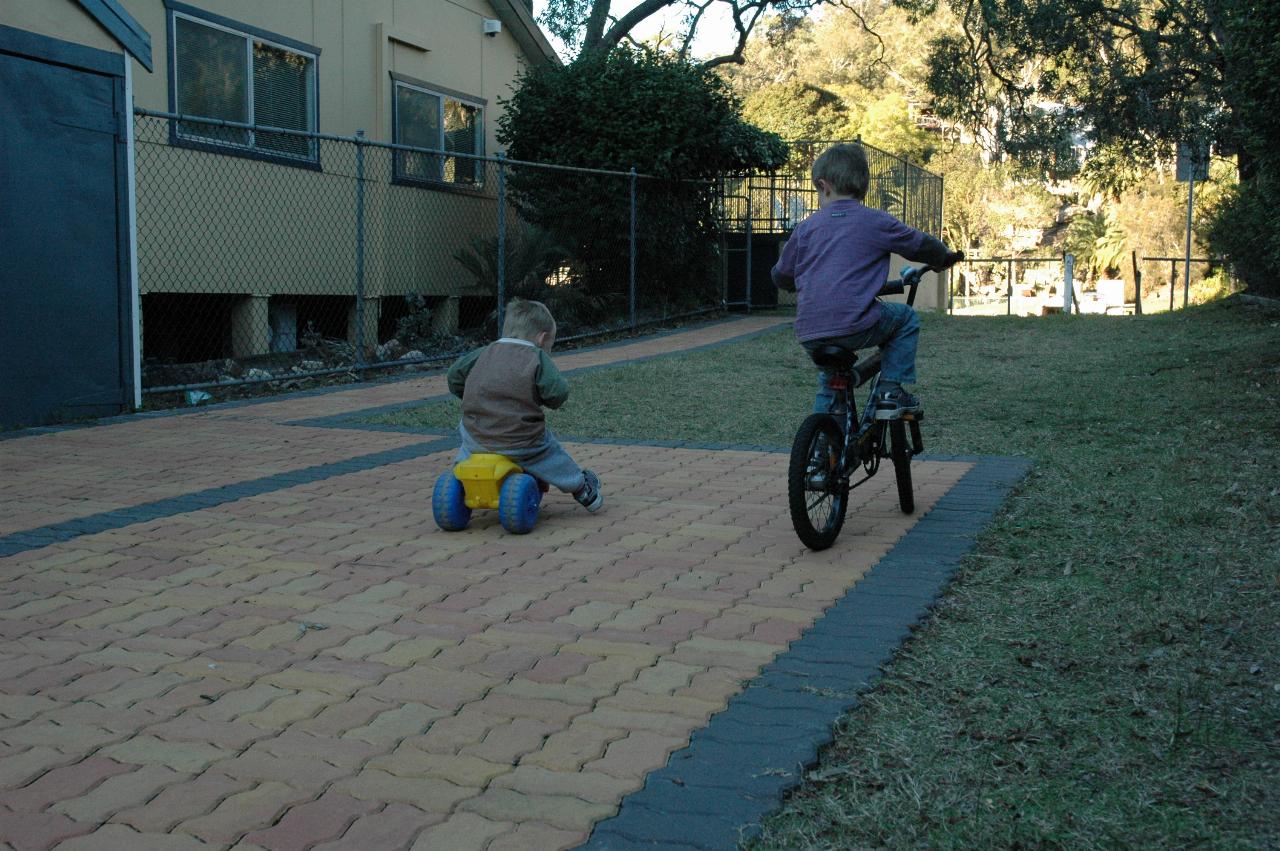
top-left (826, 363), bottom-right (887, 492)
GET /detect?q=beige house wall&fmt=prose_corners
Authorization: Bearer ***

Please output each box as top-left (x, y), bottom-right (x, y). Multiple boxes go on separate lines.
top-left (11, 0), bottom-right (548, 353)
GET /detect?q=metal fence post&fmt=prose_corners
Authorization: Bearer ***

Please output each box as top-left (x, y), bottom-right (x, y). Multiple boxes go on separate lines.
top-left (1006, 257), bottom-right (1013, 315)
top-left (900, 156), bottom-right (908, 221)
top-left (1064, 252), bottom-right (1075, 314)
top-left (1169, 261), bottom-right (1176, 311)
top-left (498, 153), bottom-right (507, 331)
top-left (744, 191), bottom-right (753, 313)
top-left (1131, 250), bottom-right (1143, 315)
top-left (354, 130), bottom-right (366, 367)
top-left (629, 167), bottom-right (637, 330)
top-left (1183, 171), bottom-right (1195, 308)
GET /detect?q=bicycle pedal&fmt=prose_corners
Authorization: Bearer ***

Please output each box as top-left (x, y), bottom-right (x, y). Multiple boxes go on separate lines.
top-left (872, 408), bottom-right (903, 421)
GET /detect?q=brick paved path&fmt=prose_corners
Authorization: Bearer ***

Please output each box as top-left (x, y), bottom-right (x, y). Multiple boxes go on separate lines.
top-left (0, 318), bottom-right (988, 850)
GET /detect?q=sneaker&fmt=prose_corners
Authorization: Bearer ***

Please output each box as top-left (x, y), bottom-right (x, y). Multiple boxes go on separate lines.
top-left (874, 387), bottom-right (922, 420)
top-left (574, 469), bottom-right (603, 513)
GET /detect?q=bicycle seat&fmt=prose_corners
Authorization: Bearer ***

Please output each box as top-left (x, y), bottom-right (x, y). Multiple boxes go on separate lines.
top-left (808, 344), bottom-right (859, 370)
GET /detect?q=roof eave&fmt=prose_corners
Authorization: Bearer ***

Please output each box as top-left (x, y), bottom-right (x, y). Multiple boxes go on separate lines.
top-left (489, 0), bottom-right (561, 67)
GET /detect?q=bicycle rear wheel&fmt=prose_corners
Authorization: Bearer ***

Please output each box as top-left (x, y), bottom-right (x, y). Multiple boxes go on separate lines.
top-left (788, 414), bottom-right (848, 550)
top-left (888, 419), bottom-right (914, 514)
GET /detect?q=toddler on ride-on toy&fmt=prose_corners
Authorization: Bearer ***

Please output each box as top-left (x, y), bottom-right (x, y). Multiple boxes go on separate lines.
top-left (771, 143), bottom-right (963, 419)
top-left (432, 298), bottom-right (602, 534)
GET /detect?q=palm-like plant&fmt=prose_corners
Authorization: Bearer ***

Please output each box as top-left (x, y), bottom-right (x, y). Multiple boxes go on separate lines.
top-left (1066, 209), bottom-right (1129, 283)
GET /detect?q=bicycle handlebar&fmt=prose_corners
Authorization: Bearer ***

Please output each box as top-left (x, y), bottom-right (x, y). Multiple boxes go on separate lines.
top-left (878, 265), bottom-right (940, 306)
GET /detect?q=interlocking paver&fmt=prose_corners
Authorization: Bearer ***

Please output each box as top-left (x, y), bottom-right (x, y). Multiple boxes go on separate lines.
top-left (241, 789), bottom-right (379, 851)
top-left (368, 747), bottom-right (511, 786)
top-left (583, 730), bottom-right (691, 780)
top-left (0, 747), bottom-right (74, 788)
top-left (488, 821), bottom-right (588, 851)
top-left (459, 787), bottom-right (616, 832)
top-left (311, 802), bottom-right (442, 851)
top-left (0, 756), bottom-right (132, 812)
top-left (237, 690), bottom-right (344, 729)
top-left (0, 810), bottom-right (94, 850)
top-left (211, 746), bottom-right (351, 785)
top-left (55, 824), bottom-right (208, 850)
top-left (460, 717), bottom-right (560, 765)
top-left (412, 709), bottom-right (504, 754)
top-left (176, 781), bottom-right (313, 845)
top-left (520, 722), bottom-right (628, 772)
top-left (0, 318), bottom-right (1002, 849)
top-left (255, 730), bottom-right (382, 769)
top-left (341, 702), bottom-right (450, 746)
top-left (409, 812), bottom-right (511, 851)
top-left (99, 736), bottom-right (230, 774)
top-left (110, 771), bottom-right (251, 833)
top-left (50, 764), bottom-right (188, 823)
top-left (1, 720), bottom-right (124, 753)
top-left (492, 765), bottom-right (639, 805)
top-left (336, 768), bottom-right (475, 811)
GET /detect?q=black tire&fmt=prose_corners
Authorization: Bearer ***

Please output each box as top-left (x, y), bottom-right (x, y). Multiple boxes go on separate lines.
top-left (788, 414), bottom-right (848, 550)
top-left (889, 419), bottom-right (914, 514)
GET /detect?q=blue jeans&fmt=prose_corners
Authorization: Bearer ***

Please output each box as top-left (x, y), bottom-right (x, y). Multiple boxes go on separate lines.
top-left (456, 423), bottom-right (585, 493)
top-left (802, 300), bottom-right (919, 414)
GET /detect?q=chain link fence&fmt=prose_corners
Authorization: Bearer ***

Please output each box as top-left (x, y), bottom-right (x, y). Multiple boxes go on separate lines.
top-left (133, 110), bottom-right (730, 396)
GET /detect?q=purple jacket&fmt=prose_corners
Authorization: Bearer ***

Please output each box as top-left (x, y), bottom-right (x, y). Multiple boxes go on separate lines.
top-left (772, 200), bottom-right (932, 341)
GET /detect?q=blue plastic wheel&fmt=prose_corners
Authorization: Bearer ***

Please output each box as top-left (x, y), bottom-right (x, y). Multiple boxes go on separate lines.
top-left (498, 473), bottom-right (541, 534)
top-left (432, 473), bottom-right (472, 531)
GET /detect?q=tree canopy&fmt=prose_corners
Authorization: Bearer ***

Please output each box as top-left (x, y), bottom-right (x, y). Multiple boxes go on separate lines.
top-left (910, 0), bottom-right (1274, 183)
top-left (539, 0), bottom-right (831, 67)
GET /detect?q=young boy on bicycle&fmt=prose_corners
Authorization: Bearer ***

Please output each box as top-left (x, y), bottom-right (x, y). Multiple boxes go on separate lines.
top-left (771, 143), bottom-right (963, 418)
top-left (446, 298), bottom-right (603, 512)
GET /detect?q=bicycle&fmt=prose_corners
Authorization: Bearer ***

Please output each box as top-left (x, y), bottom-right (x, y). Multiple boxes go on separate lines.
top-left (787, 266), bottom-right (931, 550)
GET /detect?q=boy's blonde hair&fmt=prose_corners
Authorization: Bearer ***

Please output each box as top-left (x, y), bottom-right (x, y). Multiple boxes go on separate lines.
top-left (811, 144), bottom-right (870, 200)
top-left (502, 298), bottom-right (556, 340)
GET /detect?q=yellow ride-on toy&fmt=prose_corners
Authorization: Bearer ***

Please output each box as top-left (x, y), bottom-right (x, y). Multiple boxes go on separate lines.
top-left (432, 454), bottom-right (547, 534)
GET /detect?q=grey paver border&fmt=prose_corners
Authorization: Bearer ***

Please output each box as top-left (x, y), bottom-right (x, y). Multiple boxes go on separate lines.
top-left (0, 439), bottom-right (454, 558)
top-left (578, 455), bottom-right (1032, 851)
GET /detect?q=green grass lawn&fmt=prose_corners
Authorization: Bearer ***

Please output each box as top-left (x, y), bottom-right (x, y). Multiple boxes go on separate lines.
top-left (369, 301), bottom-right (1279, 847)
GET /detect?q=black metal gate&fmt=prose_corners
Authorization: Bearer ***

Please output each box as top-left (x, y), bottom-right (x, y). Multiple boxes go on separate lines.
top-left (0, 26), bottom-right (134, 429)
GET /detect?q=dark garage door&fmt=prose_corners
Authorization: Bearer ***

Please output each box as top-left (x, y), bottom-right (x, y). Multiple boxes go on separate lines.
top-left (0, 32), bottom-right (132, 429)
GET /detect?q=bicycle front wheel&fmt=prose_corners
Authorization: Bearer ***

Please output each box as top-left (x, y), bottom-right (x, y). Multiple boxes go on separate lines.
top-left (889, 419), bottom-right (914, 514)
top-left (788, 414), bottom-right (848, 550)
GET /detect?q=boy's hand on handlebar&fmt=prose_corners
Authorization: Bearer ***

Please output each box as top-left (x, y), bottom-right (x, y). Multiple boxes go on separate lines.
top-left (943, 250), bottom-right (965, 268)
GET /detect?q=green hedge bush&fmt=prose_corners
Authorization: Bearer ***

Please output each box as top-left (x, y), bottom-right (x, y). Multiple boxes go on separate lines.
top-left (496, 48), bottom-right (788, 316)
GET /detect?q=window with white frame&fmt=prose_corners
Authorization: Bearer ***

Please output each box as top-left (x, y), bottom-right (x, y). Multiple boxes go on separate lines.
top-left (170, 8), bottom-right (318, 162)
top-left (393, 79), bottom-right (485, 186)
